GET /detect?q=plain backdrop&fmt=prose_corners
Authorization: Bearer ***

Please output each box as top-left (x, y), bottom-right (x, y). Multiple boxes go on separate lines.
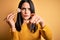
top-left (0, 0), bottom-right (60, 40)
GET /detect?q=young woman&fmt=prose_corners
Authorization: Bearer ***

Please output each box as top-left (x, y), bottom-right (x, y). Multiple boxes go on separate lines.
top-left (7, 0), bottom-right (52, 40)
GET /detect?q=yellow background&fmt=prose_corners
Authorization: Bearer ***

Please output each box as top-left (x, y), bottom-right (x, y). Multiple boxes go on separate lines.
top-left (0, 0), bottom-right (60, 40)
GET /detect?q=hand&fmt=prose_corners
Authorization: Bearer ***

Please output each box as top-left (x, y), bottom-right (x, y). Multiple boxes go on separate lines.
top-left (6, 8), bottom-right (21, 32)
top-left (6, 8), bottom-right (21, 27)
top-left (30, 14), bottom-right (45, 27)
top-left (6, 11), bottom-right (17, 32)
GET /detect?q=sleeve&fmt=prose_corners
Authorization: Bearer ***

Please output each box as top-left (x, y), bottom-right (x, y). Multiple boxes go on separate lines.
top-left (10, 28), bottom-right (19, 40)
top-left (41, 25), bottom-right (52, 40)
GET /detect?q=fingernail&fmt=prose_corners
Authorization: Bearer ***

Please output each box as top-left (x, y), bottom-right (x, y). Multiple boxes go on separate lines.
top-left (34, 21), bottom-right (35, 23)
top-left (18, 8), bottom-right (21, 12)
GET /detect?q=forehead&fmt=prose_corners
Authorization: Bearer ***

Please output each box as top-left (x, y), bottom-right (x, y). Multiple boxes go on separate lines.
top-left (22, 2), bottom-right (30, 8)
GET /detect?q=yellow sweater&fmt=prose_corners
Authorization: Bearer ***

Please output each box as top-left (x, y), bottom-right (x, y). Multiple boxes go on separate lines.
top-left (11, 23), bottom-right (52, 40)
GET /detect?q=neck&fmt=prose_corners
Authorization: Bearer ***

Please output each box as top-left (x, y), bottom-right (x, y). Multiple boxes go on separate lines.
top-left (23, 19), bottom-right (29, 23)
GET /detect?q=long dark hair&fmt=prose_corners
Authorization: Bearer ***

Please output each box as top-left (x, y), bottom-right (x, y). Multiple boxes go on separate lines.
top-left (15, 0), bottom-right (38, 33)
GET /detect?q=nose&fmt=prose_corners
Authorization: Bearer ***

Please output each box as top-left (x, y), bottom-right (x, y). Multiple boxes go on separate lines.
top-left (25, 9), bottom-right (28, 14)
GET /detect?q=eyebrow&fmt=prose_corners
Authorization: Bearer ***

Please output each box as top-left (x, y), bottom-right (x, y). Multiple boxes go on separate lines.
top-left (21, 8), bottom-right (30, 10)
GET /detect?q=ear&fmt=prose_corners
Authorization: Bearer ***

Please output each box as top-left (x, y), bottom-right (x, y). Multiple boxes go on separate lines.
top-left (17, 8), bottom-right (21, 12)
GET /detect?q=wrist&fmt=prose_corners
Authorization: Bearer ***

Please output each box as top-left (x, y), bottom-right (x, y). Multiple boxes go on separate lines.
top-left (11, 25), bottom-right (16, 32)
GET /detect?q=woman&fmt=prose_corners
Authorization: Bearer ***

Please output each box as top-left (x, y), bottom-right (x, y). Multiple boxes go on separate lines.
top-left (7, 0), bottom-right (52, 40)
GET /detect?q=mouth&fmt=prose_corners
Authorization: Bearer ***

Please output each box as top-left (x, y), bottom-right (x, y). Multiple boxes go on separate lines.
top-left (24, 15), bottom-right (29, 17)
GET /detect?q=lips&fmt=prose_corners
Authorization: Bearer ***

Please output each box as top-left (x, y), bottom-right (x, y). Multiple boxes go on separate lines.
top-left (24, 15), bottom-right (29, 17)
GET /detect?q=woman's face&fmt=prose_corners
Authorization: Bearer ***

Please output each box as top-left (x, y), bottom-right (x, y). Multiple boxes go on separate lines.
top-left (21, 2), bottom-right (31, 20)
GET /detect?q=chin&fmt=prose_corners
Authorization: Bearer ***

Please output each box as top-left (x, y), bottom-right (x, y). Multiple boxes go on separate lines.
top-left (24, 18), bottom-right (29, 20)
top-left (24, 17), bottom-right (30, 20)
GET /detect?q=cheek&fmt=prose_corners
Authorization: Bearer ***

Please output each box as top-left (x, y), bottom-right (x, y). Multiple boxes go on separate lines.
top-left (21, 11), bottom-right (25, 16)
top-left (28, 10), bottom-right (31, 15)
top-left (21, 10), bottom-right (25, 13)
top-left (28, 12), bottom-right (31, 16)
top-left (29, 13), bottom-right (31, 16)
